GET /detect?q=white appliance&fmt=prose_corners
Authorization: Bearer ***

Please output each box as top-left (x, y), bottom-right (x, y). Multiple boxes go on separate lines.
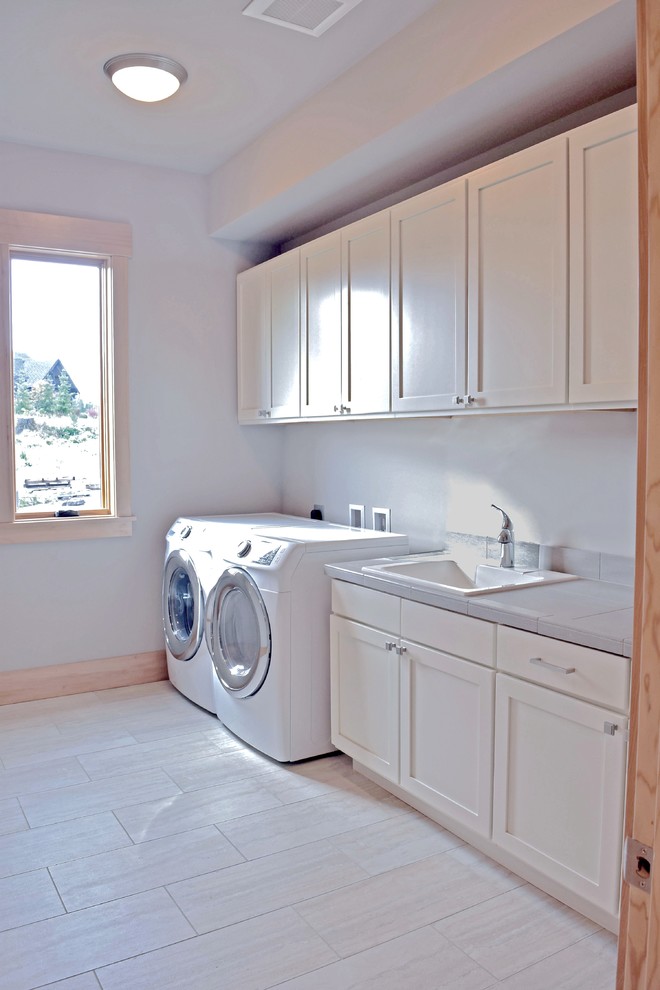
top-left (162, 513), bottom-right (347, 712)
top-left (206, 521), bottom-right (409, 761)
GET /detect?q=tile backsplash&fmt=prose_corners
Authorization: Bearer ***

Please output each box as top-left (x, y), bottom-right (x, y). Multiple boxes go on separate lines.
top-left (446, 532), bottom-right (634, 587)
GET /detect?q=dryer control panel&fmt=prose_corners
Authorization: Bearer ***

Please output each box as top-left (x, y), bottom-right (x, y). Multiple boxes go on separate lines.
top-left (226, 538), bottom-right (287, 568)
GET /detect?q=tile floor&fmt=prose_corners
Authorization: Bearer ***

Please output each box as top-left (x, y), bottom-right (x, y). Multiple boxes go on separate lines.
top-left (0, 681), bottom-right (618, 990)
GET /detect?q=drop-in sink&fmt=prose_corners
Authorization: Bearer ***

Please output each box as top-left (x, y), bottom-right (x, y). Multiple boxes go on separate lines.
top-left (362, 554), bottom-right (577, 596)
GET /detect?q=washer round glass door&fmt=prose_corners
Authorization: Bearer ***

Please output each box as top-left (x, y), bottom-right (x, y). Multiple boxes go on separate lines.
top-left (207, 567), bottom-right (271, 698)
top-left (163, 549), bottom-right (204, 661)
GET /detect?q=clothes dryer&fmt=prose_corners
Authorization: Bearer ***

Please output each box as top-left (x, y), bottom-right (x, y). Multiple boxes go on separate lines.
top-left (207, 521), bottom-right (408, 761)
top-left (163, 513), bottom-right (336, 711)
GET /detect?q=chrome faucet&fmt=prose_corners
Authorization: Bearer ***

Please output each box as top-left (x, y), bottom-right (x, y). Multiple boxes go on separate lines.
top-left (491, 504), bottom-right (514, 568)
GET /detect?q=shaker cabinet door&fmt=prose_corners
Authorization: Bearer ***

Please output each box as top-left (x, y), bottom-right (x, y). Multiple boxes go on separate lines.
top-left (391, 180), bottom-right (467, 412)
top-left (400, 641), bottom-right (495, 836)
top-left (467, 137), bottom-right (568, 407)
top-left (568, 105), bottom-right (639, 404)
top-left (301, 231), bottom-right (342, 417)
top-left (492, 673), bottom-right (627, 918)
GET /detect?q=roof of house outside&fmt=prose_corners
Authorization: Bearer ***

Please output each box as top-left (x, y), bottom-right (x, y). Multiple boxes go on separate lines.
top-left (14, 353), bottom-right (79, 394)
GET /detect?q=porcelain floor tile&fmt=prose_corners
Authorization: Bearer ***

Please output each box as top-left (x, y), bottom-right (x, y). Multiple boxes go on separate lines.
top-left (20, 768), bottom-right (182, 827)
top-left (163, 747), bottom-right (278, 791)
top-left (434, 883), bottom-right (600, 979)
top-left (296, 844), bottom-right (525, 958)
top-left (0, 887), bottom-right (195, 990)
top-left (51, 825), bottom-right (245, 911)
top-left (252, 753), bottom-right (393, 806)
top-left (0, 869), bottom-right (65, 932)
top-left (96, 907), bottom-right (338, 990)
top-left (273, 926), bottom-right (496, 990)
top-left (0, 731), bottom-right (139, 770)
top-left (494, 929), bottom-right (617, 989)
top-left (328, 810), bottom-right (465, 874)
top-left (218, 784), bottom-right (408, 860)
top-left (0, 796), bottom-right (28, 835)
top-left (0, 812), bottom-right (132, 879)
top-left (168, 839), bottom-right (369, 933)
top-left (36, 974), bottom-right (101, 990)
top-left (76, 734), bottom-right (230, 779)
top-left (114, 776), bottom-right (284, 842)
top-left (0, 759), bottom-right (91, 800)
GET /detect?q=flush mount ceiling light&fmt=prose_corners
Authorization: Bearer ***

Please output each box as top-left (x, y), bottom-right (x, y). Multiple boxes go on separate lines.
top-left (103, 53), bottom-right (188, 103)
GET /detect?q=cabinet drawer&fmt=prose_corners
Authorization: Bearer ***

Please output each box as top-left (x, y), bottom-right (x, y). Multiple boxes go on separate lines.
top-left (497, 625), bottom-right (630, 712)
top-left (401, 600), bottom-right (495, 666)
top-left (331, 580), bottom-right (400, 634)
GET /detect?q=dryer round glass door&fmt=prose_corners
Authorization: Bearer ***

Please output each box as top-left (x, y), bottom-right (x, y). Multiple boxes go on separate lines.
top-left (207, 567), bottom-right (271, 698)
top-left (163, 549), bottom-right (204, 661)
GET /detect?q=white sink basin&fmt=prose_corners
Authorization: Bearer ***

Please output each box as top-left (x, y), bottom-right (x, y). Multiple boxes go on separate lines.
top-left (362, 554), bottom-right (577, 596)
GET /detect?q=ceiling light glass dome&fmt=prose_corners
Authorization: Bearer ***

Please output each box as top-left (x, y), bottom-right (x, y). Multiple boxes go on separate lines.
top-left (103, 54), bottom-right (188, 103)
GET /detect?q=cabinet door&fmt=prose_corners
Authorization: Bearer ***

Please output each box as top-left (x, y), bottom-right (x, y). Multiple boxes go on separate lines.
top-left (341, 212), bottom-right (391, 415)
top-left (301, 231), bottom-right (342, 417)
top-left (269, 250), bottom-right (301, 419)
top-left (237, 264), bottom-right (269, 422)
top-left (493, 673), bottom-right (627, 918)
top-left (467, 137), bottom-right (568, 407)
top-left (330, 615), bottom-right (399, 782)
top-left (569, 105), bottom-right (638, 404)
top-left (391, 180), bottom-right (467, 412)
top-left (400, 641), bottom-right (494, 836)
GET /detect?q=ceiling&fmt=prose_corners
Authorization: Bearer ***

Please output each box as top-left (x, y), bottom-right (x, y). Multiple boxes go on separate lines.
top-left (0, 0), bottom-right (442, 174)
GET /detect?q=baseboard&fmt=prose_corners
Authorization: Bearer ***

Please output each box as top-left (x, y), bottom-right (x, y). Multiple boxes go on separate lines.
top-left (0, 650), bottom-right (167, 705)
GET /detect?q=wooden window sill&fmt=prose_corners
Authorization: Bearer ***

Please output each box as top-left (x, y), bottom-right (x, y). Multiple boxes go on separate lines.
top-left (0, 515), bottom-right (135, 544)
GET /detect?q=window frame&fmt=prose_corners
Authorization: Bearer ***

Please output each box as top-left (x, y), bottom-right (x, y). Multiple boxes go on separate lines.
top-left (0, 208), bottom-right (133, 543)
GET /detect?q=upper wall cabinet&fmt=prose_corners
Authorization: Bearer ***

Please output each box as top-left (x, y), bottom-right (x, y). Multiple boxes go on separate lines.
top-left (238, 104), bottom-right (638, 423)
top-left (391, 180), bottom-right (467, 412)
top-left (568, 106), bottom-right (638, 404)
top-left (237, 250), bottom-right (300, 422)
top-left (467, 137), bottom-right (568, 408)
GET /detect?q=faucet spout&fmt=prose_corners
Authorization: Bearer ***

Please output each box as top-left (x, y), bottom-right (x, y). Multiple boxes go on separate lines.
top-left (491, 504), bottom-right (515, 568)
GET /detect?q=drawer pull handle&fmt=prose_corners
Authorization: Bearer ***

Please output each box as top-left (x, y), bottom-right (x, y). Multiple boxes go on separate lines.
top-left (529, 656), bottom-right (576, 675)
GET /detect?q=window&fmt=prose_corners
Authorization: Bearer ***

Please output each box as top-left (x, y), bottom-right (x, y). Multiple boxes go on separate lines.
top-left (0, 208), bottom-right (132, 542)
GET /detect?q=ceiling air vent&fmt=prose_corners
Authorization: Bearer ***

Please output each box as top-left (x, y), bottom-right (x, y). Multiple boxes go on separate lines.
top-left (242, 0), bottom-right (364, 37)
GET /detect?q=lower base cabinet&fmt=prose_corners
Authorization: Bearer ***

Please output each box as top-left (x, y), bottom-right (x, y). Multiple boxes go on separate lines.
top-left (492, 673), bottom-right (628, 918)
top-left (329, 579), bottom-right (629, 931)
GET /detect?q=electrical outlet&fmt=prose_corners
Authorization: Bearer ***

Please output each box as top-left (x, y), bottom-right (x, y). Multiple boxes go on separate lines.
top-left (349, 504), bottom-right (365, 528)
top-left (372, 507), bottom-right (391, 532)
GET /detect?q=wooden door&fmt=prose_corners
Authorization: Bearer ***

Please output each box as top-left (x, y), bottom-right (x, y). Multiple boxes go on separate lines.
top-left (341, 211), bottom-right (391, 415)
top-left (390, 180), bottom-right (467, 412)
top-left (569, 105), bottom-right (639, 404)
top-left (617, 1), bottom-right (660, 985)
top-left (467, 137), bottom-right (568, 407)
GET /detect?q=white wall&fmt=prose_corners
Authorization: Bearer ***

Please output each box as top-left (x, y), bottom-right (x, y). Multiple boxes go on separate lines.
top-left (280, 411), bottom-right (637, 556)
top-left (0, 142), bottom-right (284, 672)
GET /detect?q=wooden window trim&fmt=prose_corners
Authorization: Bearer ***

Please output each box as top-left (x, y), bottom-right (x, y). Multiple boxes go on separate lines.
top-left (0, 209), bottom-right (133, 543)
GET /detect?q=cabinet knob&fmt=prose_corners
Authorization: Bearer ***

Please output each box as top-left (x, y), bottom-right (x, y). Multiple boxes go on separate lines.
top-left (463, 395), bottom-right (475, 406)
top-left (333, 405), bottom-right (340, 413)
top-left (452, 395), bottom-right (464, 405)
top-left (385, 641), bottom-right (396, 652)
top-left (341, 404), bottom-right (351, 414)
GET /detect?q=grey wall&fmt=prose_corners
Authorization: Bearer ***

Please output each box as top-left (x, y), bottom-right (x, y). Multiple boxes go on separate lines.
top-left (280, 411), bottom-right (637, 555)
top-left (0, 141), bottom-right (284, 672)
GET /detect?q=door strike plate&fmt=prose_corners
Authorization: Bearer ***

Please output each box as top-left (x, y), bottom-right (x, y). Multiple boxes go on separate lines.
top-left (624, 837), bottom-right (654, 892)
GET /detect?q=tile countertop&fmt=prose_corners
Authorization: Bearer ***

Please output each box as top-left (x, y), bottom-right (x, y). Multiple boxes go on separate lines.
top-left (325, 556), bottom-right (634, 659)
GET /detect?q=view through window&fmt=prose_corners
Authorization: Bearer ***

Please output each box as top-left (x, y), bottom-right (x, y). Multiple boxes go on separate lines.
top-left (11, 253), bottom-right (107, 516)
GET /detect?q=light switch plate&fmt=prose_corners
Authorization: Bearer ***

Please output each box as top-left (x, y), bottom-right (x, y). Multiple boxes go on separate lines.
top-left (372, 507), bottom-right (391, 532)
top-left (349, 504), bottom-right (365, 528)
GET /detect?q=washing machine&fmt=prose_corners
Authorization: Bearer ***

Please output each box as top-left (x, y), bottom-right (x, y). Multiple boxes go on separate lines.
top-left (163, 513), bottom-right (343, 711)
top-left (206, 521), bottom-right (409, 761)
